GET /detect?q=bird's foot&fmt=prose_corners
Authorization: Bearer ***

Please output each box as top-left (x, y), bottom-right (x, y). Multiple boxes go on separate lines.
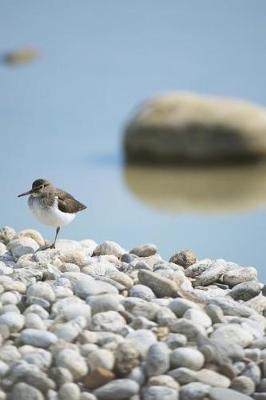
top-left (35, 243), bottom-right (56, 253)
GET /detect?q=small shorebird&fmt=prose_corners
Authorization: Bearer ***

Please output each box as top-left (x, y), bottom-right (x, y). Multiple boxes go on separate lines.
top-left (18, 179), bottom-right (86, 249)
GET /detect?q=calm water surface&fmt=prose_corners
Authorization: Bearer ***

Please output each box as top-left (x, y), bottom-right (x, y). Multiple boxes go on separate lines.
top-left (1, 1), bottom-right (266, 280)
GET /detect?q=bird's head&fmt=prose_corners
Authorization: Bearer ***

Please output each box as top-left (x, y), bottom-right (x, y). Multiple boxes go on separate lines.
top-left (18, 179), bottom-right (52, 197)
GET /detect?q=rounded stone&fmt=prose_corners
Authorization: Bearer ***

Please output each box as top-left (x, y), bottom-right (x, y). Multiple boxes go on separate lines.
top-left (88, 349), bottom-right (115, 371)
top-left (183, 308), bottom-right (212, 328)
top-left (93, 241), bottom-right (125, 258)
top-left (148, 375), bottom-right (179, 390)
top-left (169, 250), bottom-right (196, 268)
top-left (93, 378), bottom-right (139, 400)
top-left (169, 298), bottom-right (200, 317)
top-left (8, 237), bottom-right (39, 258)
top-left (114, 341), bottom-right (140, 375)
top-left (126, 329), bottom-right (157, 357)
top-left (10, 382), bottom-right (44, 400)
top-left (230, 281), bottom-right (262, 301)
top-left (210, 324), bottom-right (253, 348)
top-left (124, 93), bottom-right (266, 164)
top-left (142, 385), bottom-right (178, 400)
top-left (20, 329), bottom-right (58, 348)
top-left (87, 294), bottom-right (121, 315)
top-left (146, 342), bottom-right (170, 376)
top-left (231, 376), bottom-right (255, 395)
top-left (27, 282), bottom-right (55, 303)
top-left (130, 244), bottom-right (157, 257)
top-left (58, 383), bottom-right (80, 400)
top-left (163, 333), bottom-right (187, 349)
top-left (180, 382), bottom-right (210, 400)
top-left (196, 369), bottom-right (230, 388)
top-left (170, 347), bottom-right (204, 370)
top-left (56, 349), bottom-right (88, 380)
top-left (0, 226), bottom-right (16, 244)
top-left (0, 311), bottom-right (24, 332)
top-left (18, 229), bottom-right (45, 246)
top-left (24, 313), bottom-right (46, 330)
top-left (129, 285), bottom-right (156, 301)
top-left (89, 311), bottom-right (126, 333)
top-left (209, 387), bottom-right (254, 400)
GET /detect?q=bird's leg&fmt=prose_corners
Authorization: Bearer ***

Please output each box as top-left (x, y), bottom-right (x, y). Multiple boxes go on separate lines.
top-left (35, 227), bottom-right (60, 252)
top-left (50, 226), bottom-right (60, 249)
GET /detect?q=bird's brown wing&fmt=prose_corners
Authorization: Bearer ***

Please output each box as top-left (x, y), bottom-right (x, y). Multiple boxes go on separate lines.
top-left (56, 190), bottom-right (87, 214)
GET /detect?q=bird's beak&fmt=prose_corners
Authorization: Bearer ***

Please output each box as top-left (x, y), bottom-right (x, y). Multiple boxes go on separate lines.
top-left (18, 189), bottom-right (33, 197)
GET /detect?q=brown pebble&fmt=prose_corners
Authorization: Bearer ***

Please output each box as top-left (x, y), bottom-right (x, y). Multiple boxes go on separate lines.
top-left (169, 249), bottom-right (196, 268)
top-left (83, 368), bottom-right (115, 390)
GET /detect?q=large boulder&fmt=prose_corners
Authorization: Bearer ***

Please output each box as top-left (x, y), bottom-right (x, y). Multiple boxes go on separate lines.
top-left (123, 92), bottom-right (266, 164)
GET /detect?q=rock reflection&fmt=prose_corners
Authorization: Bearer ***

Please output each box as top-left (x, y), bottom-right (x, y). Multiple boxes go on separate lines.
top-left (123, 162), bottom-right (266, 213)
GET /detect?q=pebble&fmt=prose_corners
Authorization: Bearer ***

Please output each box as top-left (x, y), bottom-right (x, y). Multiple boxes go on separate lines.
top-left (87, 294), bottom-right (121, 314)
top-left (142, 385), bottom-right (178, 400)
top-left (10, 382), bottom-right (44, 400)
top-left (138, 269), bottom-right (179, 298)
top-left (127, 329), bottom-right (157, 357)
top-left (230, 281), bottom-right (262, 301)
top-left (170, 319), bottom-right (206, 340)
top-left (210, 324), bottom-right (253, 347)
top-left (170, 347), bottom-right (204, 370)
top-left (209, 387), bottom-right (254, 400)
top-left (94, 378), bottom-right (139, 399)
top-left (87, 348), bottom-right (115, 371)
top-left (89, 311), bottom-right (126, 333)
top-left (8, 237), bottom-right (39, 258)
top-left (58, 383), bottom-right (80, 400)
top-left (130, 244), bottom-right (157, 257)
top-left (20, 329), bottom-right (58, 348)
top-left (0, 312), bottom-right (24, 332)
top-left (196, 368), bottom-right (230, 387)
top-left (114, 340), bottom-right (140, 374)
top-left (231, 376), bottom-right (255, 395)
top-left (148, 375), bottom-right (179, 389)
top-left (169, 298), bottom-right (200, 317)
top-left (180, 382), bottom-right (210, 400)
top-left (129, 284), bottom-right (156, 301)
top-left (56, 348), bottom-right (88, 379)
top-left (146, 342), bottom-right (170, 376)
top-left (93, 241), bottom-right (125, 258)
top-left (27, 282), bottom-right (56, 303)
top-left (169, 249), bottom-right (196, 268)
top-left (222, 267), bottom-right (257, 286)
top-left (183, 308), bottom-right (212, 328)
top-left (163, 333), bottom-right (187, 349)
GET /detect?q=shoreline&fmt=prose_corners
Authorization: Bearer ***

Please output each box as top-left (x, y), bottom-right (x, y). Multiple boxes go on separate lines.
top-left (0, 226), bottom-right (265, 400)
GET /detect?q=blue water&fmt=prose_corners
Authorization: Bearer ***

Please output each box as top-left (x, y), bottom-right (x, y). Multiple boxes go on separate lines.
top-left (1, 1), bottom-right (266, 280)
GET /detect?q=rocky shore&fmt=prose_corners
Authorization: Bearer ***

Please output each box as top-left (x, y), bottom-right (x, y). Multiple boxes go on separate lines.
top-left (0, 227), bottom-right (266, 400)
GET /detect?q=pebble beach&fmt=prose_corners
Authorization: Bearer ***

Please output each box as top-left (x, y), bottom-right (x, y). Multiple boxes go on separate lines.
top-left (0, 226), bottom-right (266, 400)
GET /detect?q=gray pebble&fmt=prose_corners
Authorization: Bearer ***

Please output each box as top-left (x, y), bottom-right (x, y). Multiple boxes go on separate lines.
top-left (94, 378), bottom-right (139, 400)
top-left (129, 284), bottom-right (156, 301)
top-left (230, 281), bottom-right (262, 301)
top-left (20, 329), bottom-right (57, 348)
top-left (180, 382), bottom-right (210, 400)
top-left (0, 311), bottom-right (24, 332)
top-left (142, 385), bottom-right (178, 400)
top-left (10, 382), bottom-right (44, 400)
top-left (146, 342), bottom-right (170, 376)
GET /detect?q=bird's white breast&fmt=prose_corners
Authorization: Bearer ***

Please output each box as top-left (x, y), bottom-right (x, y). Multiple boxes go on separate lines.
top-left (28, 196), bottom-right (76, 227)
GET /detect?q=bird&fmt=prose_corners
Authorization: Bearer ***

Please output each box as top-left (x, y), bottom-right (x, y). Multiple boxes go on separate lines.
top-left (18, 179), bottom-right (86, 250)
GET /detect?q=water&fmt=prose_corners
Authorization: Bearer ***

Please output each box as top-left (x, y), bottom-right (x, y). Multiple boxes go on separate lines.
top-left (1, 1), bottom-right (266, 280)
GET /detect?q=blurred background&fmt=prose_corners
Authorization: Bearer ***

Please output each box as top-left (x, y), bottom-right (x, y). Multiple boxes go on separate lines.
top-left (1, 1), bottom-right (266, 279)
